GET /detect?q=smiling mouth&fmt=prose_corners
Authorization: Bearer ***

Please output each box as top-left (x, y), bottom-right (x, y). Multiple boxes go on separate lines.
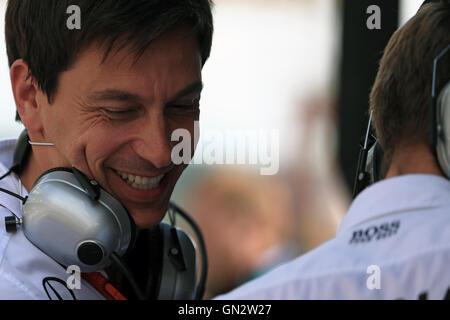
top-left (115, 170), bottom-right (165, 190)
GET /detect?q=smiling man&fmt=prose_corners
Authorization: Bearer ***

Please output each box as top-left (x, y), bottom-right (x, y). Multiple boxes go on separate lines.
top-left (0, 0), bottom-right (213, 299)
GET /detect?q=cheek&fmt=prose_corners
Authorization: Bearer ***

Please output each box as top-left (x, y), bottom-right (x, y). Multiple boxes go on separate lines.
top-left (69, 126), bottom-right (126, 179)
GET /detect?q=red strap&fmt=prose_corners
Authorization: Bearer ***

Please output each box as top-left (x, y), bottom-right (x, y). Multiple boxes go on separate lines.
top-left (82, 272), bottom-right (127, 300)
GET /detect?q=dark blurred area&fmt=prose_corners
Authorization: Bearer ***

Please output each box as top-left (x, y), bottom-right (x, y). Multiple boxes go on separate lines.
top-left (338, 0), bottom-right (399, 190)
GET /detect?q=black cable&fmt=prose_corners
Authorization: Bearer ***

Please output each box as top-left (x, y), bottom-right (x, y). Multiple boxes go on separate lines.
top-left (110, 251), bottom-right (146, 300)
top-left (0, 169), bottom-right (12, 181)
top-left (0, 187), bottom-right (27, 203)
top-left (168, 202), bottom-right (208, 300)
top-left (0, 165), bottom-right (26, 204)
top-left (42, 277), bottom-right (77, 300)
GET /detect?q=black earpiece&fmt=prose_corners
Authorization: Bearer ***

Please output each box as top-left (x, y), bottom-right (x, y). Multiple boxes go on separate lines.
top-left (71, 166), bottom-right (100, 200)
top-left (11, 129), bottom-right (32, 176)
top-left (365, 141), bottom-right (384, 186)
top-left (353, 111), bottom-right (382, 198)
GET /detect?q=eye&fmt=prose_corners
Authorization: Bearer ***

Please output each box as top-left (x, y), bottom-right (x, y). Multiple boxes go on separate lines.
top-left (104, 108), bottom-right (133, 115)
top-left (100, 107), bottom-right (139, 119)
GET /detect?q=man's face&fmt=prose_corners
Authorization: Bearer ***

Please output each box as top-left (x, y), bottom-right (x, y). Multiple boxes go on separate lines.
top-left (35, 26), bottom-right (202, 228)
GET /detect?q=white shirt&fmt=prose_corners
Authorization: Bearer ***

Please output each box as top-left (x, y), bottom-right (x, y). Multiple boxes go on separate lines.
top-left (216, 173), bottom-right (450, 300)
top-left (0, 138), bottom-right (105, 300)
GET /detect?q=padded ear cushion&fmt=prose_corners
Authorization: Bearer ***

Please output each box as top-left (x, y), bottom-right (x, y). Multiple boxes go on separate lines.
top-left (11, 129), bottom-right (31, 175)
top-left (157, 222), bottom-right (197, 300)
top-left (436, 81), bottom-right (450, 178)
top-left (32, 167), bottom-right (74, 188)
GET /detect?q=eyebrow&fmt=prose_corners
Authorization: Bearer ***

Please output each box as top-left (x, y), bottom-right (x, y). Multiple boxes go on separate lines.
top-left (87, 90), bottom-right (140, 103)
top-left (87, 81), bottom-right (203, 104)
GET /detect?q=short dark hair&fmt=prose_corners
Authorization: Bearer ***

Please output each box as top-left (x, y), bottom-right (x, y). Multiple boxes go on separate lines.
top-left (369, 0), bottom-right (450, 171)
top-left (5, 0), bottom-right (214, 121)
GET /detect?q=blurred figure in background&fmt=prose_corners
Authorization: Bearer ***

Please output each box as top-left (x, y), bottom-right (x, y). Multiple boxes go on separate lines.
top-left (184, 168), bottom-right (296, 299)
top-left (286, 93), bottom-right (349, 252)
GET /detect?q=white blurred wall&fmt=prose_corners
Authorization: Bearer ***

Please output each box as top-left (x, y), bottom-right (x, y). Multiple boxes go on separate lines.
top-left (0, 0), bottom-right (22, 138)
top-left (400, 0), bottom-right (427, 25)
top-left (199, 0), bottom-right (339, 168)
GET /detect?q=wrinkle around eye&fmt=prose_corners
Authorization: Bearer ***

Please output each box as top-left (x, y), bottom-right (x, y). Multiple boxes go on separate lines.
top-left (76, 113), bottom-right (110, 132)
top-left (97, 106), bottom-right (142, 121)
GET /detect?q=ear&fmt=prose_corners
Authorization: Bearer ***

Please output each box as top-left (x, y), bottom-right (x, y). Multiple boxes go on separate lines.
top-left (10, 59), bottom-right (44, 133)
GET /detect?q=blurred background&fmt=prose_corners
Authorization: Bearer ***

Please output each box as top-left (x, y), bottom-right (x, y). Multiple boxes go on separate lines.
top-left (0, 0), bottom-right (425, 299)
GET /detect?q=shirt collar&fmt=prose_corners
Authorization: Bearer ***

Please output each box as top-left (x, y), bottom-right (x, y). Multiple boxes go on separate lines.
top-left (0, 138), bottom-right (28, 218)
top-left (0, 138), bottom-right (17, 171)
top-left (337, 174), bottom-right (450, 235)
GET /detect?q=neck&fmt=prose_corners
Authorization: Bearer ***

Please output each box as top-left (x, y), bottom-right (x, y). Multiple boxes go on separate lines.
top-left (385, 144), bottom-right (444, 179)
top-left (19, 146), bottom-right (61, 193)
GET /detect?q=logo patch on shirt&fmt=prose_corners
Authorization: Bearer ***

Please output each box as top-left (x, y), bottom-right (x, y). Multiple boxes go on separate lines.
top-left (349, 221), bottom-right (400, 244)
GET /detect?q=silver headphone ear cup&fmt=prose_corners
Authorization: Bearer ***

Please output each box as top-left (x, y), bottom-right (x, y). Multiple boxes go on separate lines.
top-left (23, 169), bottom-right (134, 272)
top-left (436, 81), bottom-right (450, 178)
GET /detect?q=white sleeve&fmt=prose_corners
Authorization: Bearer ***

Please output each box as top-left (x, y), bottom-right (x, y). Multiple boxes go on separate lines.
top-left (0, 272), bottom-right (37, 300)
top-left (0, 207), bottom-right (38, 300)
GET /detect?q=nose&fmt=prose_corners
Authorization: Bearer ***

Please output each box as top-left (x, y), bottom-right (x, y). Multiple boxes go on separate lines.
top-left (131, 112), bottom-right (173, 169)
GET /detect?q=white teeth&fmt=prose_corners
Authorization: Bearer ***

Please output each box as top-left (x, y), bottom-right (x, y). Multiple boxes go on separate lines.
top-left (116, 170), bottom-right (164, 190)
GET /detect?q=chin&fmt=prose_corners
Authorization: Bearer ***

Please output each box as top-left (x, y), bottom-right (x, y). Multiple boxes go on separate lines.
top-left (130, 206), bottom-right (168, 229)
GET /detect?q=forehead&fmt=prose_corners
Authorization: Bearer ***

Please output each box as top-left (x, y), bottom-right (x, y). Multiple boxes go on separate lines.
top-left (62, 25), bottom-right (202, 102)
